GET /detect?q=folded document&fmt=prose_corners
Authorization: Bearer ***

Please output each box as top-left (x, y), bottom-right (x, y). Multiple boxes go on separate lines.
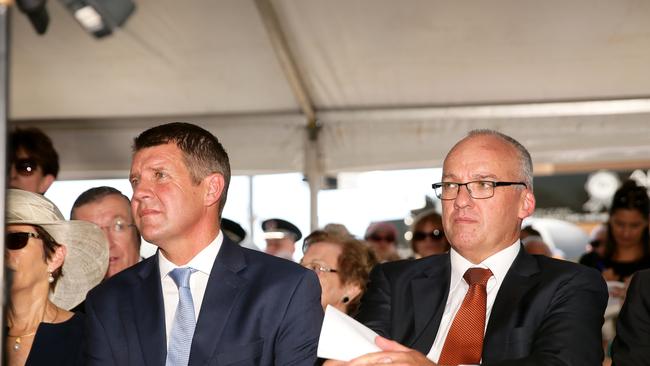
top-left (317, 305), bottom-right (382, 361)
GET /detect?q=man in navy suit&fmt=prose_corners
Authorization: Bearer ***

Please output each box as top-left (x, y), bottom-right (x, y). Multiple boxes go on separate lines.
top-left (85, 122), bottom-right (323, 365)
top-left (342, 130), bottom-right (607, 365)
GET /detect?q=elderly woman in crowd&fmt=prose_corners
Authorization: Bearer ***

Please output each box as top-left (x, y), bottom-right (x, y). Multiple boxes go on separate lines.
top-left (409, 209), bottom-right (449, 259)
top-left (5, 189), bottom-right (108, 365)
top-left (301, 230), bottom-right (377, 315)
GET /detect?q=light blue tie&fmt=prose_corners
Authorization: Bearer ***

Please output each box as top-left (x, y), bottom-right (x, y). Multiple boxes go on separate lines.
top-left (166, 267), bottom-right (197, 366)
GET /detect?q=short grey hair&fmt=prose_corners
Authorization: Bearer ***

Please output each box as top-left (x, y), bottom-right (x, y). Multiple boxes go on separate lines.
top-left (465, 129), bottom-right (534, 192)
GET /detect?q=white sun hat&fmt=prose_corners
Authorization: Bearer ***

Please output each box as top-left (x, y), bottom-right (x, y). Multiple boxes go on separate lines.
top-left (6, 189), bottom-right (109, 310)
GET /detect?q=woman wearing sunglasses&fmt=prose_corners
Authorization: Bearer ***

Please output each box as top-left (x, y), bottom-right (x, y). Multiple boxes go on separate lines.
top-left (5, 189), bottom-right (108, 365)
top-left (8, 127), bottom-right (60, 194)
top-left (409, 209), bottom-right (449, 259)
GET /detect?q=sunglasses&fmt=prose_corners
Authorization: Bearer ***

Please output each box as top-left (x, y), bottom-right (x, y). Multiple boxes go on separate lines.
top-left (6, 232), bottom-right (40, 250)
top-left (368, 234), bottom-right (396, 243)
top-left (12, 158), bottom-right (39, 176)
top-left (412, 229), bottom-right (444, 241)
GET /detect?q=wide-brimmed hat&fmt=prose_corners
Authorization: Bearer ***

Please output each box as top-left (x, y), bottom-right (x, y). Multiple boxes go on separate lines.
top-left (6, 189), bottom-right (108, 310)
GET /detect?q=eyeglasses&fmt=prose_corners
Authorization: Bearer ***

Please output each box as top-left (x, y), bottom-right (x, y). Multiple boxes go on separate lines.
top-left (12, 158), bottom-right (39, 176)
top-left (302, 262), bottom-right (338, 274)
top-left (412, 229), bottom-right (444, 241)
top-left (432, 181), bottom-right (527, 200)
top-left (6, 232), bottom-right (40, 250)
top-left (100, 218), bottom-right (136, 234)
top-left (368, 234), bottom-right (395, 243)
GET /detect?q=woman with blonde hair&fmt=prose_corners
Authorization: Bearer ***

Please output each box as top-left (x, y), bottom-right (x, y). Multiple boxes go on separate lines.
top-left (5, 189), bottom-right (108, 365)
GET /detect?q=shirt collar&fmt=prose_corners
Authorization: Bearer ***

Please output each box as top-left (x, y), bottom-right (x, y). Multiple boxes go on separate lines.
top-left (449, 240), bottom-right (521, 291)
top-left (159, 231), bottom-right (224, 279)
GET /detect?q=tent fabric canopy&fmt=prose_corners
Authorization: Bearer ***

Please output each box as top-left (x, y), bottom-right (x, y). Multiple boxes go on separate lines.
top-left (9, 0), bottom-right (650, 179)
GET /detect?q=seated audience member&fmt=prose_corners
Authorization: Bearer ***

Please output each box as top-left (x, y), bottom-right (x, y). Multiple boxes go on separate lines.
top-left (262, 218), bottom-right (302, 260)
top-left (409, 209), bottom-right (449, 259)
top-left (522, 235), bottom-right (553, 257)
top-left (322, 223), bottom-right (353, 238)
top-left (580, 224), bottom-right (608, 266)
top-left (580, 180), bottom-right (650, 282)
top-left (611, 269), bottom-right (650, 366)
top-left (338, 130), bottom-right (607, 366)
top-left (364, 221), bottom-right (401, 263)
top-left (84, 122), bottom-right (322, 365)
top-left (5, 189), bottom-right (108, 365)
top-left (8, 127), bottom-right (59, 194)
top-left (71, 186), bottom-right (141, 279)
top-left (301, 230), bottom-right (377, 315)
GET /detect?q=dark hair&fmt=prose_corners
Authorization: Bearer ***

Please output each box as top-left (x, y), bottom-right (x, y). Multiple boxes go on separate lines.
top-left (71, 186), bottom-right (142, 247)
top-left (9, 127), bottom-right (60, 177)
top-left (33, 225), bottom-right (63, 290)
top-left (133, 122), bottom-right (231, 215)
top-left (604, 180), bottom-right (650, 259)
top-left (521, 225), bottom-right (542, 238)
top-left (71, 186), bottom-right (127, 214)
top-left (303, 230), bottom-right (378, 315)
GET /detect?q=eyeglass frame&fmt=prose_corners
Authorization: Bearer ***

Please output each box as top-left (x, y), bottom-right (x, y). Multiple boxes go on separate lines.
top-left (301, 261), bottom-right (338, 274)
top-left (6, 232), bottom-right (40, 250)
top-left (432, 180), bottom-right (527, 200)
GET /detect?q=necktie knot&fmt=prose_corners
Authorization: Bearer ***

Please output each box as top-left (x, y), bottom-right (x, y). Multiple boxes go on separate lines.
top-left (169, 267), bottom-right (195, 289)
top-left (464, 267), bottom-right (492, 287)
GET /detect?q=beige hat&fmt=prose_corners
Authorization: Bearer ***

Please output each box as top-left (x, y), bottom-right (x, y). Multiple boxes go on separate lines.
top-left (6, 189), bottom-right (108, 310)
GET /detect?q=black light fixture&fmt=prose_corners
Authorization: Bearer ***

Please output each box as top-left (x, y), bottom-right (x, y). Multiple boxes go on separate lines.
top-left (16, 0), bottom-right (135, 37)
top-left (16, 0), bottom-right (50, 35)
top-left (59, 0), bottom-right (135, 38)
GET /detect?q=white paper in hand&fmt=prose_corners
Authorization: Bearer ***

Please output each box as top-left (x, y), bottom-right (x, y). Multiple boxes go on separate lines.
top-left (317, 305), bottom-right (382, 361)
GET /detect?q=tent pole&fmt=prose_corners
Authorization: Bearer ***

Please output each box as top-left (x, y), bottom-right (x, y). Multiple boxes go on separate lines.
top-left (0, 2), bottom-right (10, 363)
top-left (254, 0), bottom-right (321, 231)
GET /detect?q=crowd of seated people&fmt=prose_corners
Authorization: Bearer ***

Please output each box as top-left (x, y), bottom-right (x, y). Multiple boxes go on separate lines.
top-left (4, 124), bottom-right (650, 366)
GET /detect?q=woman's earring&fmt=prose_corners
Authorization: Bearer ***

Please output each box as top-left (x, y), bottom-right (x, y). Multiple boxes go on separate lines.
top-left (342, 296), bottom-right (350, 304)
top-left (48, 271), bottom-right (54, 284)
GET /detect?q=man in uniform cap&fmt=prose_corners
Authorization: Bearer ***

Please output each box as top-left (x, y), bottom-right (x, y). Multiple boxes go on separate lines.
top-left (221, 218), bottom-right (247, 245)
top-left (262, 218), bottom-right (302, 261)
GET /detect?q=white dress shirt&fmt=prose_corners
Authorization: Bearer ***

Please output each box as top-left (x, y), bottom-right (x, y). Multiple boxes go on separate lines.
top-left (427, 241), bottom-right (521, 364)
top-left (159, 231), bottom-right (223, 346)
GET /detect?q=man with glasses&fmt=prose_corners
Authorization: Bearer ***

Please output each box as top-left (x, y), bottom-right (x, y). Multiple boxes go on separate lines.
top-left (8, 127), bottom-right (59, 194)
top-left (71, 186), bottom-right (142, 279)
top-left (341, 130), bottom-right (607, 366)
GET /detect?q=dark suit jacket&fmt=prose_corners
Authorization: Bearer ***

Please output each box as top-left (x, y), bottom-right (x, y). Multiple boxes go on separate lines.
top-left (612, 268), bottom-right (650, 366)
top-left (84, 237), bottom-right (324, 365)
top-left (356, 248), bottom-right (608, 366)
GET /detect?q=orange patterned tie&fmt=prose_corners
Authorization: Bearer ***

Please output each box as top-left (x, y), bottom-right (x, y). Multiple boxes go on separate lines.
top-left (438, 267), bottom-right (493, 365)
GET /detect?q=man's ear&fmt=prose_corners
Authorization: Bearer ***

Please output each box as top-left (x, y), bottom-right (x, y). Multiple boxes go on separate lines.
top-left (518, 189), bottom-right (536, 220)
top-left (38, 174), bottom-right (56, 194)
top-left (204, 173), bottom-right (226, 207)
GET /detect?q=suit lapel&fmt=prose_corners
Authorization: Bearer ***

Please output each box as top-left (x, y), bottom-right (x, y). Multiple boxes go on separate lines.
top-left (189, 238), bottom-right (248, 366)
top-left (483, 247), bottom-right (540, 362)
top-left (132, 255), bottom-right (167, 366)
top-left (410, 255), bottom-right (451, 354)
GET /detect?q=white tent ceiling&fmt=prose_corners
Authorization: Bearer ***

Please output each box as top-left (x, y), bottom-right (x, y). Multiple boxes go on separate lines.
top-left (8, 0), bottom-right (650, 179)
